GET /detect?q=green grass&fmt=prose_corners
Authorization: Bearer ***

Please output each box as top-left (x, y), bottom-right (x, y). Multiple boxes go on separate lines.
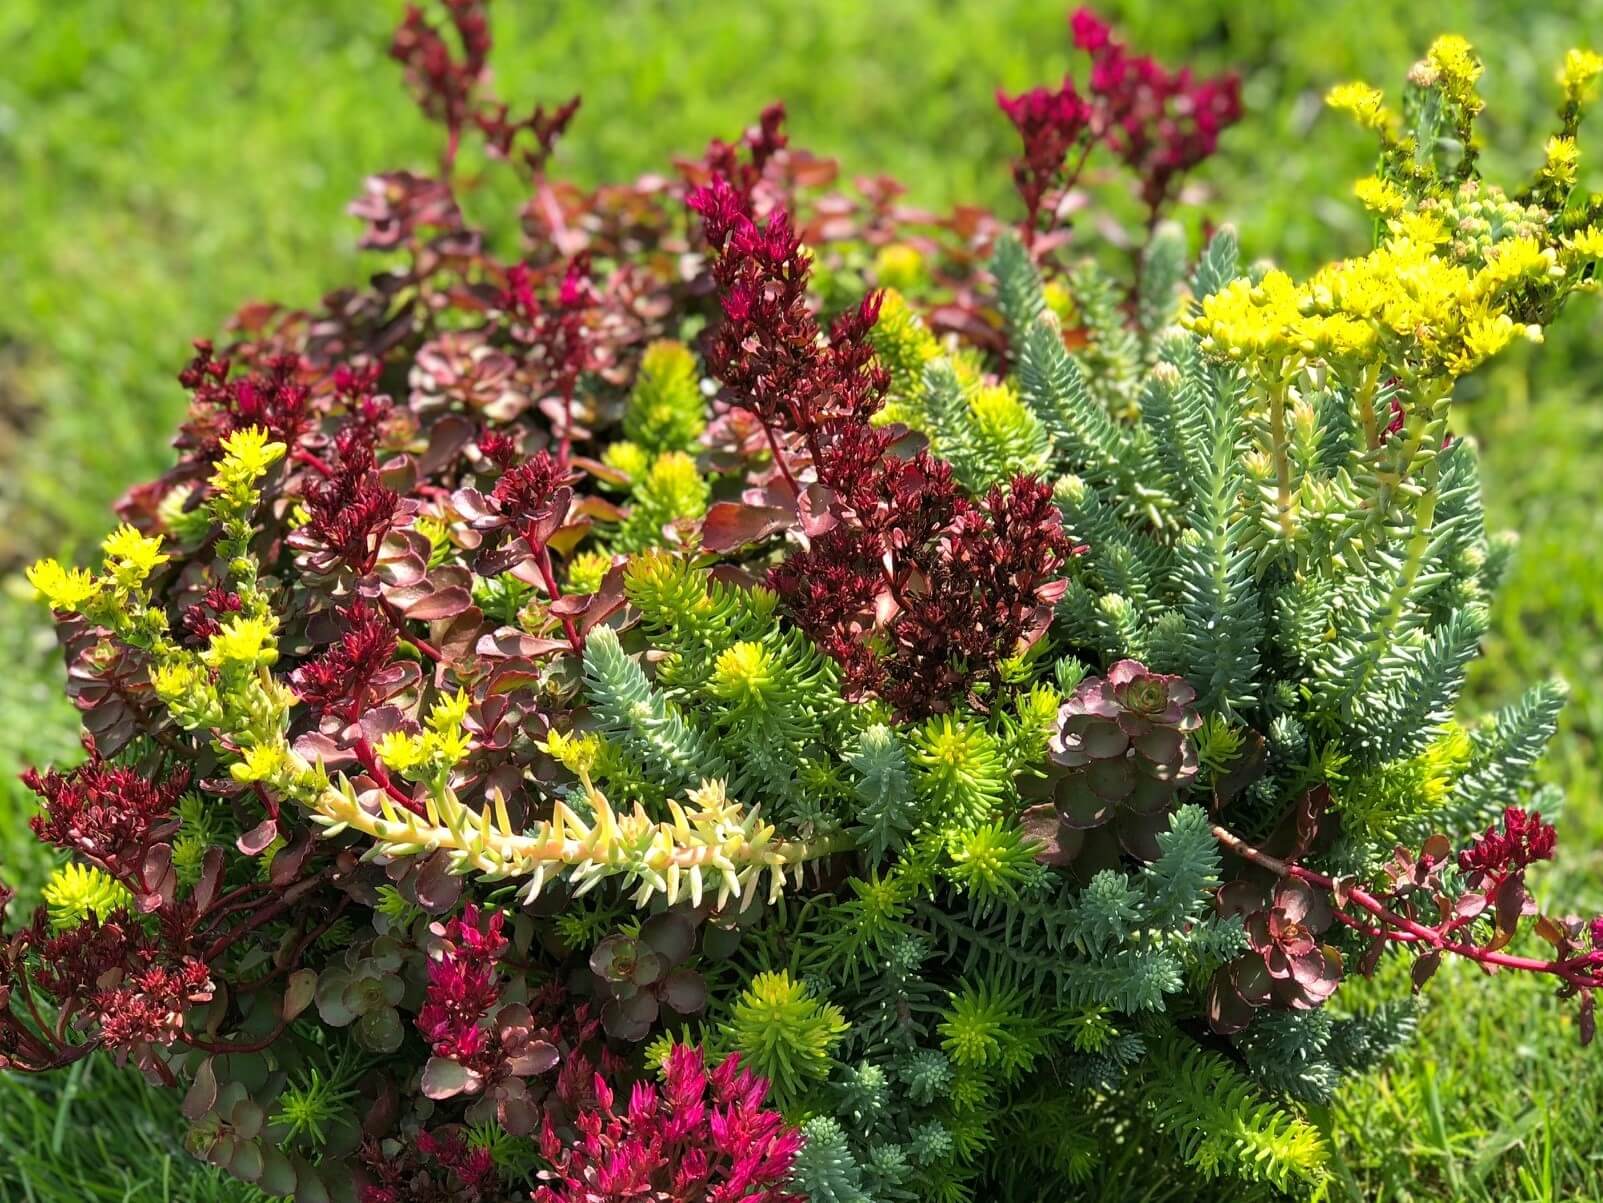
top-left (3, 1), bottom-right (1603, 1198)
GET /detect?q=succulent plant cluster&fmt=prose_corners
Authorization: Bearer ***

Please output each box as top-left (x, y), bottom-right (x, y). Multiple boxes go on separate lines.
top-left (7, 4), bottom-right (1603, 1201)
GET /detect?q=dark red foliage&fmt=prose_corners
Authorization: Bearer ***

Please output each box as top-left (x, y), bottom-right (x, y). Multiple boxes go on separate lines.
top-left (23, 740), bottom-right (188, 868)
top-left (997, 80), bottom-right (1094, 239)
top-left (290, 600), bottom-right (400, 722)
top-left (358, 1126), bottom-right (502, 1203)
top-left (93, 959), bottom-right (215, 1052)
top-left (290, 427), bottom-right (402, 576)
top-left (692, 173), bottom-right (1071, 714)
top-left (1207, 877), bottom-right (1341, 1034)
top-left (177, 342), bottom-right (312, 455)
top-left (487, 450), bottom-right (572, 536)
top-left (1458, 806), bottom-right (1558, 880)
top-left (349, 171), bottom-right (467, 252)
top-left (180, 586), bottom-right (244, 645)
top-left (998, 7), bottom-right (1242, 236)
top-left (499, 259), bottom-right (597, 463)
top-left (392, 0), bottom-right (578, 178)
top-left (533, 1044), bottom-right (803, 1203)
top-left (1072, 8), bottom-right (1243, 212)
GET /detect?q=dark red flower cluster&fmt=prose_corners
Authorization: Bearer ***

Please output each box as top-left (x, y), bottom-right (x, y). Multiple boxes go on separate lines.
top-left (691, 168), bottom-right (1071, 713)
top-left (500, 258), bottom-right (598, 466)
top-left (1073, 8), bottom-right (1242, 212)
top-left (691, 172), bottom-right (888, 440)
top-left (392, 0), bottom-right (578, 177)
top-left (23, 740), bottom-right (188, 870)
top-left (180, 586), bottom-right (244, 644)
top-left (290, 427), bottom-right (402, 577)
top-left (290, 600), bottom-right (400, 723)
top-left (177, 341), bottom-right (312, 453)
top-left (93, 959), bottom-right (215, 1053)
top-left (358, 1126), bottom-right (501, 1203)
top-left (1458, 806), bottom-right (1558, 881)
top-left (998, 8), bottom-right (1242, 236)
top-left (533, 1044), bottom-right (803, 1203)
top-left (996, 81), bottom-right (1094, 241)
top-left (417, 906), bottom-right (576, 1134)
top-left (483, 450), bottom-right (574, 544)
top-left (699, 102), bottom-right (790, 212)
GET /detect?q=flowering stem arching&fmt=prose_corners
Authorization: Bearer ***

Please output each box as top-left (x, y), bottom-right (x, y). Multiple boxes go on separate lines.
top-left (1209, 822), bottom-right (1603, 995)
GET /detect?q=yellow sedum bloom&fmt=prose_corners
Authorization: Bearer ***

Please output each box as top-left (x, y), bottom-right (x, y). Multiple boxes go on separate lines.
top-left (231, 740), bottom-right (289, 784)
top-left (101, 523), bottom-right (170, 587)
top-left (204, 614), bottom-right (280, 669)
top-left (1424, 34), bottom-right (1484, 110)
top-left (1544, 135), bottom-right (1580, 188)
top-left (1326, 82), bottom-right (1392, 131)
top-left (1559, 48), bottom-right (1603, 104)
top-left (1564, 226), bottom-right (1603, 259)
top-left (211, 426), bottom-right (287, 494)
top-left (25, 558), bottom-right (98, 611)
top-left (1353, 176), bottom-right (1407, 216)
top-left (376, 729), bottom-right (430, 776)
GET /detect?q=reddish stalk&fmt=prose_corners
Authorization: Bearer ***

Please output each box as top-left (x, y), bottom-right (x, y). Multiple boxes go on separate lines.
top-left (292, 447), bottom-right (336, 479)
top-left (532, 542), bottom-right (584, 654)
top-left (378, 596), bottom-right (444, 663)
top-left (353, 735), bottom-right (426, 814)
top-left (1211, 824), bottom-right (1603, 989)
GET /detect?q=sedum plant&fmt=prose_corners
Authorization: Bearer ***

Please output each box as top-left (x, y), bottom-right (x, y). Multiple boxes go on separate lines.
top-left (6, 4), bottom-right (1603, 1200)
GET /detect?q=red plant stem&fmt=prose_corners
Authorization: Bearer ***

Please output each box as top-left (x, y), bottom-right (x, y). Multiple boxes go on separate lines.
top-left (530, 539), bottom-right (584, 654)
top-left (760, 420), bottom-right (803, 502)
top-left (234, 898), bottom-right (352, 993)
top-left (1210, 824), bottom-right (1602, 988)
top-left (292, 448), bottom-right (335, 479)
top-left (557, 383), bottom-right (575, 470)
top-left (353, 736), bottom-right (426, 814)
top-left (184, 1019), bottom-right (288, 1056)
top-left (378, 596), bottom-right (444, 663)
top-left (202, 872), bottom-right (333, 963)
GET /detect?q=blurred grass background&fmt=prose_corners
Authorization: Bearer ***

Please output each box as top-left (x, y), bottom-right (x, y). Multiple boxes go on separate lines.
top-left (2, 1), bottom-right (1602, 1199)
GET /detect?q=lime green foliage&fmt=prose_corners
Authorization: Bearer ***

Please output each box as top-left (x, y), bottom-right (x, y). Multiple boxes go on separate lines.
top-left (866, 289), bottom-right (943, 426)
top-left (42, 862), bottom-right (131, 928)
top-left (613, 451), bottom-right (711, 552)
top-left (606, 552), bottom-right (856, 819)
top-left (1338, 722), bottom-right (1474, 845)
top-left (623, 340), bottom-right (706, 455)
top-left (271, 1067), bottom-right (356, 1150)
top-left (723, 970), bottom-right (849, 1104)
top-left (1142, 1035), bottom-right (1331, 1196)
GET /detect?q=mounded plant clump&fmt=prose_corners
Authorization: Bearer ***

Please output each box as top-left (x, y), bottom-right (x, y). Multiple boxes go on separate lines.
top-left (6, 4), bottom-right (1603, 1199)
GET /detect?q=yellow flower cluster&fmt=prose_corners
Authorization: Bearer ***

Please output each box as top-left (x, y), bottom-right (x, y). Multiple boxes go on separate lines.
top-left (25, 558), bottom-right (98, 612)
top-left (1544, 135), bottom-right (1581, 187)
top-left (211, 426), bottom-right (286, 497)
top-left (1559, 48), bottom-right (1603, 104)
top-left (1325, 82), bottom-right (1394, 132)
top-left (27, 523), bottom-right (169, 611)
top-left (1422, 34), bottom-right (1485, 112)
top-left (1353, 176), bottom-right (1406, 216)
top-left (1189, 208), bottom-right (1557, 384)
top-left (377, 690), bottom-right (474, 781)
top-left (203, 614), bottom-right (280, 669)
